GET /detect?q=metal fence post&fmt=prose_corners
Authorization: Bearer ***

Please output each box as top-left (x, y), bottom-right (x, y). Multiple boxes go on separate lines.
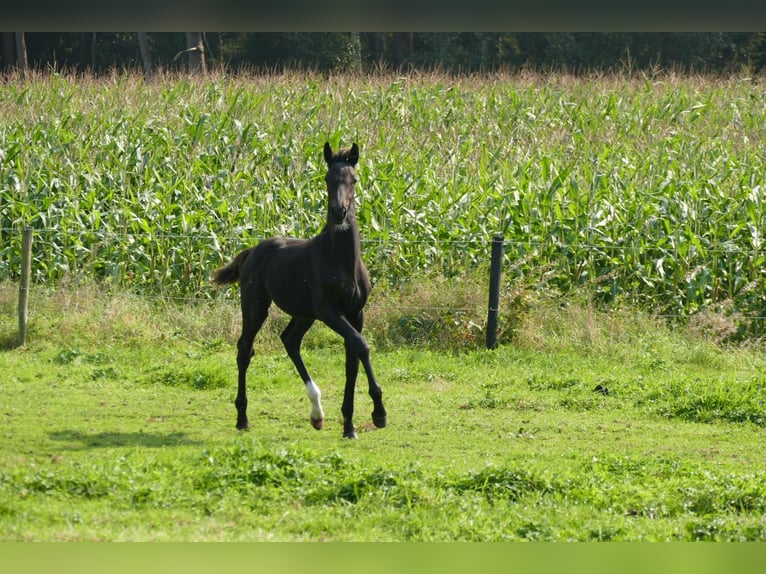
top-left (486, 233), bottom-right (504, 349)
top-left (18, 227), bottom-right (33, 347)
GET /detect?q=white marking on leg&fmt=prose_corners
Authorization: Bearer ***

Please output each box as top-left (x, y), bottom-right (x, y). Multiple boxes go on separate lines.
top-left (305, 379), bottom-right (325, 428)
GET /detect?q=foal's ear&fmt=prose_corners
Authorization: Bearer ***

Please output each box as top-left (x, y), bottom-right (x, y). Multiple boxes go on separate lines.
top-left (349, 142), bottom-right (359, 166)
top-left (323, 142), bottom-right (333, 165)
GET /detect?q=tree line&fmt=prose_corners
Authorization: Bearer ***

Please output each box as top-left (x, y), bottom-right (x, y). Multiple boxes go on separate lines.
top-left (2, 32), bottom-right (765, 75)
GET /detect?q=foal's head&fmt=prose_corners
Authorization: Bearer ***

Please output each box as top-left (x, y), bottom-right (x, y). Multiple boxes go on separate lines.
top-left (323, 142), bottom-right (359, 231)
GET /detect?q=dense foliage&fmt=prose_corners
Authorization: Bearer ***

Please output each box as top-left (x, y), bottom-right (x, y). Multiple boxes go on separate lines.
top-left (5, 32), bottom-right (766, 74)
top-left (1, 72), bottom-right (766, 337)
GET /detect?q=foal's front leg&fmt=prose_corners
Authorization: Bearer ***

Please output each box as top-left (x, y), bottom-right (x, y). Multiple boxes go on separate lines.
top-left (323, 311), bottom-right (387, 439)
top-left (281, 317), bottom-right (325, 430)
top-left (348, 311), bottom-right (386, 432)
top-left (342, 340), bottom-right (360, 439)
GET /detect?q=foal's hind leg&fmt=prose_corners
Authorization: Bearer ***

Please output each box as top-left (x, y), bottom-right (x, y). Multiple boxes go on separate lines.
top-left (235, 288), bottom-right (271, 430)
top-left (280, 317), bottom-right (324, 430)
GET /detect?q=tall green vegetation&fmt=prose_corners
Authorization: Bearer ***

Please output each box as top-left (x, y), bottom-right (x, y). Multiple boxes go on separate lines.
top-left (1, 72), bottom-right (765, 337)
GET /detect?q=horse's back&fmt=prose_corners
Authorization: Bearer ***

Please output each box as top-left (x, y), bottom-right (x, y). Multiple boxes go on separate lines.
top-left (242, 237), bottom-right (309, 270)
top-left (243, 237), bottom-right (316, 317)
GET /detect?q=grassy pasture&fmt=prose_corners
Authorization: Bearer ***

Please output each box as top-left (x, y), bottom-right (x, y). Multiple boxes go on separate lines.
top-left (1, 283), bottom-right (766, 541)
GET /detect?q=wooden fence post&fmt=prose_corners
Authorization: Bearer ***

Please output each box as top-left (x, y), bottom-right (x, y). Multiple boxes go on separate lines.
top-left (486, 233), bottom-right (504, 349)
top-left (18, 227), bottom-right (33, 347)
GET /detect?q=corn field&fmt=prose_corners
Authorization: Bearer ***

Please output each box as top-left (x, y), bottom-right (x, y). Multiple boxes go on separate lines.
top-left (1, 71), bottom-right (766, 334)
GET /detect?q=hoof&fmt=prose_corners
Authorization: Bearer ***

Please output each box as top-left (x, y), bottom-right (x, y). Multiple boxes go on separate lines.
top-left (236, 419), bottom-right (249, 431)
top-left (310, 417), bottom-right (324, 430)
top-left (372, 413), bottom-right (387, 429)
top-left (343, 422), bottom-right (358, 439)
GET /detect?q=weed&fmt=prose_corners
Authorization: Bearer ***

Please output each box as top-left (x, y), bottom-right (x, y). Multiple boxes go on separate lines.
top-left (450, 466), bottom-right (552, 503)
top-left (144, 362), bottom-right (229, 390)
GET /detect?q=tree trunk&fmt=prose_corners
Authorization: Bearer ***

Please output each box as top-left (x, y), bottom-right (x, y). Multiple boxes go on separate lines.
top-left (370, 33), bottom-right (386, 67)
top-left (15, 32), bottom-right (28, 72)
top-left (184, 32), bottom-right (206, 74)
top-left (349, 32), bottom-right (362, 72)
top-left (80, 32), bottom-right (96, 70)
top-left (1, 33), bottom-right (15, 71)
top-left (137, 32), bottom-right (153, 76)
top-left (391, 32), bottom-right (413, 71)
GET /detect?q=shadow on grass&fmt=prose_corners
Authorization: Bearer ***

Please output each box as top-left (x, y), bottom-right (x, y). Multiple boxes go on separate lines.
top-left (49, 429), bottom-right (202, 449)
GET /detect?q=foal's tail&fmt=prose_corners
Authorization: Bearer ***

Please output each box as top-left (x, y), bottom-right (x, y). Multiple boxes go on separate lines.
top-left (212, 248), bottom-right (254, 286)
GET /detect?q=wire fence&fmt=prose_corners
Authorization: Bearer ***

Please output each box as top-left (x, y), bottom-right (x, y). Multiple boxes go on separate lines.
top-left (4, 225), bottom-right (766, 327)
top-left (1, 225), bottom-right (491, 313)
top-left (3, 226), bottom-right (763, 254)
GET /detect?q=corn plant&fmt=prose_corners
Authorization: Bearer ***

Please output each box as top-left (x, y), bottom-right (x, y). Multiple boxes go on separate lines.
top-left (1, 71), bottom-right (765, 334)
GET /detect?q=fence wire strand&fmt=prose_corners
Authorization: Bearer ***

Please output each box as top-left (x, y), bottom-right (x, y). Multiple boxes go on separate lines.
top-left (1, 226), bottom-right (760, 256)
top-left (4, 226), bottom-right (766, 323)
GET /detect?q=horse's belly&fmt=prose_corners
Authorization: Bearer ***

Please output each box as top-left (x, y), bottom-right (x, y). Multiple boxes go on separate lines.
top-left (268, 278), bottom-right (315, 319)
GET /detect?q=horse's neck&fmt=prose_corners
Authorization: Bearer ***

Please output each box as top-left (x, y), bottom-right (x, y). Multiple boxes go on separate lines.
top-left (322, 220), bottom-right (362, 271)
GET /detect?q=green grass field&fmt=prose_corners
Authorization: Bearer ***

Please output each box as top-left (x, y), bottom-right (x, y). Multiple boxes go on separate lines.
top-left (1, 283), bottom-right (765, 541)
top-left (1, 71), bottom-right (766, 541)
